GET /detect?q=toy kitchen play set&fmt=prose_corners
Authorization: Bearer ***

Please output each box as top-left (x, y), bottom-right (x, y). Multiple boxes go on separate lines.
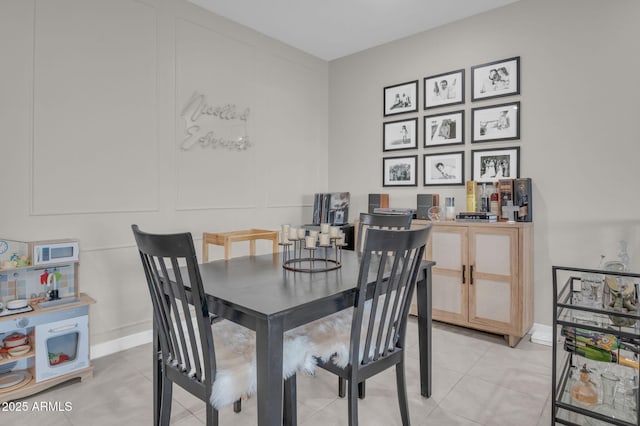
top-left (0, 238), bottom-right (94, 402)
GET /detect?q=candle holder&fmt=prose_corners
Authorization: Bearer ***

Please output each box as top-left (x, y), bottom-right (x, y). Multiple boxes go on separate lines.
top-left (279, 236), bottom-right (345, 273)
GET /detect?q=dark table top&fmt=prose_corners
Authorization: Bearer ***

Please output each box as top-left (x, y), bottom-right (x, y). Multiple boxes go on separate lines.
top-left (198, 251), bottom-right (362, 324)
top-left (197, 250), bottom-right (434, 329)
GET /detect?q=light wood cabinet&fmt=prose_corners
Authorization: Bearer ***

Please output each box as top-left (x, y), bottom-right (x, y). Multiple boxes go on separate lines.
top-left (413, 220), bottom-right (533, 347)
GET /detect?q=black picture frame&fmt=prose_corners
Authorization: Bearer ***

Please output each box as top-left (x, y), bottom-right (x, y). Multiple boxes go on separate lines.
top-left (471, 101), bottom-right (520, 143)
top-left (471, 146), bottom-right (520, 183)
top-left (424, 110), bottom-right (464, 148)
top-left (383, 80), bottom-right (418, 117)
top-left (423, 151), bottom-right (465, 186)
top-left (471, 56), bottom-right (520, 101)
top-left (424, 69), bottom-right (465, 109)
top-left (383, 117), bottom-right (418, 152)
top-left (382, 155), bottom-right (418, 187)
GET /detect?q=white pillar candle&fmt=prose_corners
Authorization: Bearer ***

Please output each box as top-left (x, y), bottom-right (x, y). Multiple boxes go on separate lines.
top-left (320, 223), bottom-right (329, 233)
top-left (297, 228), bottom-right (306, 239)
top-left (281, 224), bottom-right (290, 243)
top-left (289, 227), bottom-right (298, 240)
top-left (309, 230), bottom-right (319, 239)
top-left (319, 233), bottom-right (330, 246)
top-left (329, 226), bottom-right (339, 238)
top-left (305, 236), bottom-right (315, 248)
top-left (336, 234), bottom-right (345, 245)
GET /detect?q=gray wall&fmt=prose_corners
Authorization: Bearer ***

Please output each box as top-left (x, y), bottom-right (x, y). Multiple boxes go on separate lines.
top-left (1, 0), bottom-right (638, 347)
top-left (328, 0), bottom-right (640, 326)
top-left (0, 0), bottom-right (328, 345)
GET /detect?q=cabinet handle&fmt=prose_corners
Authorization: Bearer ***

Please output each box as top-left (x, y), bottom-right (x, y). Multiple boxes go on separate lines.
top-left (470, 265), bottom-right (474, 285)
top-left (462, 265), bottom-right (466, 284)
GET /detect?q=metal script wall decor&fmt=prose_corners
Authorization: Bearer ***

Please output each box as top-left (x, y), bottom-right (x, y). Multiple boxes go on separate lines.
top-left (180, 92), bottom-right (251, 151)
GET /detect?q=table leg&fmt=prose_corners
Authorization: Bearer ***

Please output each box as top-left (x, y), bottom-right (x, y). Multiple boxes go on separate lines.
top-left (250, 240), bottom-right (256, 257)
top-left (416, 265), bottom-right (432, 398)
top-left (203, 240), bottom-right (209, 263)
top-left (256, 316), bottom-right (284, 426)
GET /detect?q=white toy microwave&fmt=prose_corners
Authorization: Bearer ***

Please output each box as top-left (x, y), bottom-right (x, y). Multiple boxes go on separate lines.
top-left (32, 240), bottom-right (79, 266)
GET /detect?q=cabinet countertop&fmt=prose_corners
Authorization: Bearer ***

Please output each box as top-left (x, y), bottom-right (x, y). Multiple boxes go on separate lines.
top-left (413, 219), bottom-right (533, 228)
top-left (0, 293), bottom-right (95, 322)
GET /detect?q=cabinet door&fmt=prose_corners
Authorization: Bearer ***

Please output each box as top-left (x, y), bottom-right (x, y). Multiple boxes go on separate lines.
top-left (468, 227), bottom-right (518, 333)
top-left (427, 226), bottom-right (468, 325)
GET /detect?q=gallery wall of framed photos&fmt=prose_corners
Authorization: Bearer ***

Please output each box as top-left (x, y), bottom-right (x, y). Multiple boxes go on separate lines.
top-left (381, 56), bottom-right (522, 188)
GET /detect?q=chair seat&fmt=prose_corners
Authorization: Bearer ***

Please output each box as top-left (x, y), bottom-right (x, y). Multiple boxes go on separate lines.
top-left (210, 320), bottom-right (316, 409)
top-left (294, 298), bottom-right (396, 369)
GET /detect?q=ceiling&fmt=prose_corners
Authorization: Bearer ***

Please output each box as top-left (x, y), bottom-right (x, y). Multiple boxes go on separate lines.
top-left (188, 0), bottom-right (521, 61)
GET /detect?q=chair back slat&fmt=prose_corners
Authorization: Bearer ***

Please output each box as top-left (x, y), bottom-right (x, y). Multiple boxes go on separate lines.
top-left (132, 225), bottom-right (216, 389)
top-left (356, 212), bottom-right (413, 253)
top-left (351, 226), bottom-right (430, 367)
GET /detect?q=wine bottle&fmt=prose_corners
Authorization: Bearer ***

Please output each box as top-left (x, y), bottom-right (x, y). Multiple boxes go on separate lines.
top-left (564, 339), bottom-right (639, 370)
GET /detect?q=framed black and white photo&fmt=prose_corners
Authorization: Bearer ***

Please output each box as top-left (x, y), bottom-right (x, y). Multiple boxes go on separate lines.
top-left (383, 118), bottom-right (418, 152)
top-left (472, 101), bottom-right (520, 143)
top-left (424, 69), bottom-right (464, 109)
top-left (471, 56), bottom-right (520, 101)
top-left (383, 155), bottom-right (417, 187)
top-left (424, 151), bottom-right (465, 186)
top-left (383, 80), bottom-right (418, 117)
top-left (424, 110), bottom-right (464, 148)
top-left (471, 146), bottom-right (520, 183)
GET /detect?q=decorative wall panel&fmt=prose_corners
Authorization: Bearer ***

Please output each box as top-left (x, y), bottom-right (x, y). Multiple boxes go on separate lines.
top-left (175, 19), bottom-right (256, 210)
top-left (32, 0), bottom-right (158, 214)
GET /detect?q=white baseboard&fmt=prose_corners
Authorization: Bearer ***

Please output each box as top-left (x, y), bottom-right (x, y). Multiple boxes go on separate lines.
top-left (90, 329), bottom-right (153, 359)
top-left (528, 322), bottom-right (554, 346)
top-left (90, 322), bottom-right (558, 359)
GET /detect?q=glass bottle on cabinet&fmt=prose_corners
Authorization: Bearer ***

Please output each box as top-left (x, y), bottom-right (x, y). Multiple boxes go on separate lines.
top-left (552, 265), bottom-right (639, 426)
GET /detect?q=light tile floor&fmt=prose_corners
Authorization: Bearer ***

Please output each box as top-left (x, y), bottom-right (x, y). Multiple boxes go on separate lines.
top-left (1, 320), bottom-right (553, 425)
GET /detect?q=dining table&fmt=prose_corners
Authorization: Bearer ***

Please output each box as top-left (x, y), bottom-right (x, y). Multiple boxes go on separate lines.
top-left (158, 249), bottom-right (434, 426)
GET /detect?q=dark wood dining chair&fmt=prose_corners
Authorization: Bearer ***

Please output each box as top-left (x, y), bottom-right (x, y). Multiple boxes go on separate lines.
top-left (300, 225), bottom-right (431, 425)
top-left (131, 225), bottom-right (301, 426)
top-left (349, 211), bottom-right (414, 399)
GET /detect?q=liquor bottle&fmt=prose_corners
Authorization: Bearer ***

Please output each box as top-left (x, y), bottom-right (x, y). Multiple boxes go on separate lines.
top-left (490, 183), bottom-right (500, 215)
top-left (480, 183), bottom-right (490, 213)
top-left (466, 181), bottom-right (477, 212)
top-left (570, 364), bottom-right (598, 405)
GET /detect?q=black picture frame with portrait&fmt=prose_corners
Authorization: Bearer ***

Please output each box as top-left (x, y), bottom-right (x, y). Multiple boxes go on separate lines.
top-left (424, 110), bottom-right (464, 148)
top-left (423, 151), bottom-right (465, 186)
top-left (471, 101), bottom-right (520, 143)
top-left (471, 146), bottom-right (520, 183)
top-left (424, 69), bottom-right (465, 110)
top-left (383, 80), bottom-right (419, 117)
top-left (383, 155), bottom-right (418, 187)
top-left (471, 56), bottom-right (520, 101)
top-left (383, 117), bottom-right (418, 152)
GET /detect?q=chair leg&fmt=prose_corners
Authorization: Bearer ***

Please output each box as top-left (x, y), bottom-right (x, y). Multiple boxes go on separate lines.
top-left (283, 374), bottom-right (297, 426)
top-left (205, 403), bottom-right (219, 426)
top-left (347, 378), bottom-right (359, 426)
top-left (395, 362), bottom-right (410, 426)
top-left (358, 381), bottom-right (366, 399)
top-left (160, 375), bottom-right (173, 426)
top-left (338, 377), bottom-right (346, 398)
top-left (233, 399), bottom-right (242, 413)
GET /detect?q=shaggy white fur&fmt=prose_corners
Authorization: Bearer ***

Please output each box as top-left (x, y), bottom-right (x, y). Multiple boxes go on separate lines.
top-left (206, 295), bottom-right (399, 409)
top-left (295, 296), bottom-right (399, 369)
top-left (209, 320), bottom-right (317, 409)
